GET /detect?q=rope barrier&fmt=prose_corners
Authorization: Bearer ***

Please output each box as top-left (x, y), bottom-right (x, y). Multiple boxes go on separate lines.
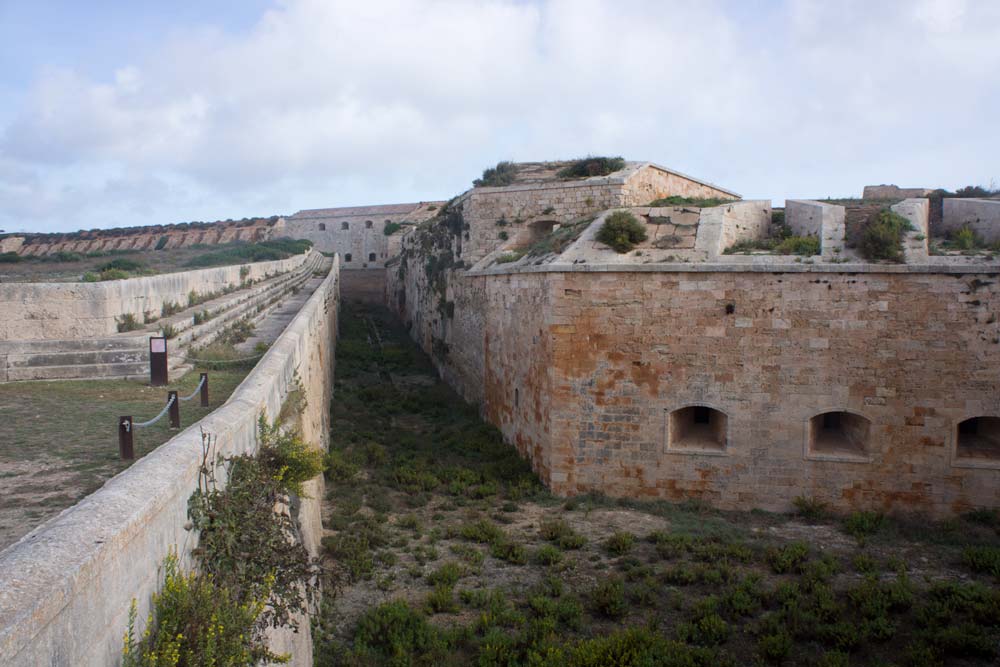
top-left (178, 374), bottom-right (208, 402)
top-left (133, 394), bottom-right (176, 429)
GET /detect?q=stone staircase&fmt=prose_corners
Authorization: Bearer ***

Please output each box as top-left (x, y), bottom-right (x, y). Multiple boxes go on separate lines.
top-left (0, 251), bottom-right (328, 382)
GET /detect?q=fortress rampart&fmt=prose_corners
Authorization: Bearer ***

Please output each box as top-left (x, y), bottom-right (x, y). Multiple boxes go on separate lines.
top-left (0, 251), bottom-right (310, 341)
top-left (0, 258), bottom-right (340, 666)
top-left (386, 160), bottom-right (1000, 517)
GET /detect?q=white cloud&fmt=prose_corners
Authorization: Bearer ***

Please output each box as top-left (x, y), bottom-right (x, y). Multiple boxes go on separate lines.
top-left (1, 0), bottom-right (999, 232)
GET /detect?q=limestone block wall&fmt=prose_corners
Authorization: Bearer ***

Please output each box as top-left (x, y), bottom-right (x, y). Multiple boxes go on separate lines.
top-left (893, 198), bottom-right (930, 261)
top-left (0, 257), bottom-right (340, 667)
top-left (862, 185), bottom-right (932, 200)
top-left (941, 198), bottom-right (1000, 243)
top-left (284, 218), bottom-right (392, 267)
top-left (534, 269), bottom-right (1000, 516)
top-left (0, 251), bottom-right (311, 341)
top-left (786, 200), bottom-right (847, 258)
top-left (340, 267), bottom-right (387, 304)
top-left (699, 201), bottom-right (771, 258)
top-left (620, 164), bottom-right (738, 207)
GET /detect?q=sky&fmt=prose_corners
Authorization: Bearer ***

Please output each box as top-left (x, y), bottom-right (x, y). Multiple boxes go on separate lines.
top-left (0, 0), bottom-right (998, 234)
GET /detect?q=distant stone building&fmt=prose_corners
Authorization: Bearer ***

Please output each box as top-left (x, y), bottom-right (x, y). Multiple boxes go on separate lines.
top-left (283, 202), bottom-right (443, 269)
top-left (862, 184), bottom-right (933, 200)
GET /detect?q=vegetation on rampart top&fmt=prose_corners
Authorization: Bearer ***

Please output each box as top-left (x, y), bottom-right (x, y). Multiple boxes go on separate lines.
top-left (857, 209), bottom-right (913, 262)
top-left (557, 156), bottom-right (626, 179)
top-left (725, 216), bottom-right (820, 256)
top-left (596, 210), bottom-right (647, 253)
top-left (647, 195), bottom-right (731, 208)
top-left (183, 239), bottom-right (312, 268)
top-left (474, 161), bottom-right (519, 188)
top-left (933, 224), bottom-right (1000, 255)
top-left (383, 221), bottom-right (403, 236)
top-left (82, 259), bottom-right (155, 282)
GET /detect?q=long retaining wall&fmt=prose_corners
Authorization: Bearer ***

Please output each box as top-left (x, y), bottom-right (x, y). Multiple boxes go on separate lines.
top-left (0, 252), bottom-right (311, 341)
top-left (0, 257), bottom-right (340, 666)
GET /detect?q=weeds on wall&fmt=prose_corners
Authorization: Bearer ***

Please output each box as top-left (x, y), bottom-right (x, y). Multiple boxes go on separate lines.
top-left (124, 409), bottom-right (326, 665)
top-left (647, 195), bottom-right (730, 208)
top-left (383, 221), bottom-right (403, 236)
top-left (557, 156), bottom-right (626, 179)
top-left (473, 161), bottom-right (519, 187)
top-left (857, 209), bottom-right (913, 262)
top-left (596, 210), bottom-right (647, 253)
top-left (116, 313), bottom-right (143, 333)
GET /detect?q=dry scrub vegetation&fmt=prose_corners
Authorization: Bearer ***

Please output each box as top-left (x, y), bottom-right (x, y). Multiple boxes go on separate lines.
top-left (314, 303), bottom-right (1000, 667)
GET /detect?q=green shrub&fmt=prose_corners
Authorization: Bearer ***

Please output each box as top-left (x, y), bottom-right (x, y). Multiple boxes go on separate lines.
top-left (121, 553), bottom-right (283, 667)
top-left (773, 235), bottom-right (820, 255)
top-left (676, 612), bottom-right (730, 646)
top-left (792, 496), bottom-right (827, 521)
top-left (757, 631), bottom-right (793, 663)
top-left (0, 251), bottom-right (23, 263)
top-left (154, 235), bottom-right (169, 250)
top-left (766, 541), bottom-right (810, 574)
top-left (460, 518), bottom-right (506, 545)
top-left (558, 157), bottom-right (626, 179)
top-left (184, 239), bottom-right (312, 268)
top-left (588, 578), bottom-right (627, 619)
top-left (534, 544), bottom-right (563, 566)
top-left (539, 519), bottom-right (586, 549)
top-left (962, 546), bottom-right (1000, 577)
top-left (425, 584), bottom-right (457, 614)
top-left (117, 313), bottom-right (142, 333)
top-left (383, 221), bottom-right (403, 236)
top-left (495, 250), bottom-right (525, 264)
top-left (353, 600), bottom-right (444, 663)
top-left (858, 209), bottom-right (913, 262)
top-left (161, 301), bottom-right (183, 317)
top-left (490, 538), bottom-right (528, 565)
top-left (647, 195), bottom-right (730, 208)
top-left (256, 415), bottom-right (325, 497)
top-left (843, 510), bottom-right (884, 540)
top-left (474, 161), bottom-right (519, 187)
top-left (192, 309), bottom-right (211, 325)
top-left (83, 268), bottom-right (130, 281)
top-left (604, 531), bottom-right (636, 556)
top-left (99, 258), bottom-right (145, 272)
top-left (426, 562), bottom-right (464, 587)
top-left (562, 628), bottom-right (714, 667)
top-left (596, 211), bottom-right (647, 253)
top-left (160, 323), bottom-right (178, 339)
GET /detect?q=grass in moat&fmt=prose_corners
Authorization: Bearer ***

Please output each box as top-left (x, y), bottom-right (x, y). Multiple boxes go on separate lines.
top-left (314, 302), bottom-right (1000, 667)
top-left (0, 363), bottom-right (250, 550)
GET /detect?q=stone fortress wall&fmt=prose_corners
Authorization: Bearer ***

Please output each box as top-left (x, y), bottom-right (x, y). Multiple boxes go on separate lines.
top-left (387, 161), bottom-right (1000, 517)
top-left (0, 258), bottom-right (340, 667)
top-left (0, 251), bottom-right (311, 341)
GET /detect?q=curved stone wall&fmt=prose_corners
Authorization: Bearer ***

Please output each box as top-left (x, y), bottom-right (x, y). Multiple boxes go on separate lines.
top-left (0, 251), bottom-right (311, 341)
top-left (0, 257), bottom-right (339, 666)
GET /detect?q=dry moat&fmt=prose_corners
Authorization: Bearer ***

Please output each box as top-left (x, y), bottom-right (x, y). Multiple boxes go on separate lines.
top-left (312, 302), bottom-right (1000, 666)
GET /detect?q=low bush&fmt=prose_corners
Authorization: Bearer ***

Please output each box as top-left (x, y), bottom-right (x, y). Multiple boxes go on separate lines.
top-left (596, 211), bottom-right (647, 253)
top-left (352, 601), bottom-right (445, 663)
top-left (161, 301), bottom-right (183, 317)
top-left (184, 239), bottom-right (312, 268)
top-left (192, 309), bottom-right (212, 325)
top-left (539, 519), bottom-right (586, 549)
top-left (495, 250), bottom-right (525, 264)
top-left (588, 578), bottom-right (627, 619)
top-left (843, 510), bottom-right (885, 541)
top-left (383, 221), bottom-right (403, 236)
top-left (0, 252), bottom-right (22, 263)
top-left (116, 313), bottom-right (143, 333)
top-left (99, 258), bottom-right (145, 273)
top-left (474, 161), bottom-right (519, 187)
top-left (793, 496), bottom-right (827, 521)
top-left (766, 541), bottom-right (810, 574)
top-left (962, 546), bottom-right (1000, 577)
top-left (256, 415), bottom-right (325, 497)
top-left (647, 195), bottom-right (730, 208)
top-left (857, 209), bottom-right (913, 262)
top-left (604, 531), bottom-right (636, 556)
top-left (557, 156), bottom-right (626, 179)
top-left (121, 553), bottom-right (283, 666)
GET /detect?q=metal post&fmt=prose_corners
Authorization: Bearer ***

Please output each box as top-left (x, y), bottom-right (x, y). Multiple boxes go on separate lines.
top-left (168, 391), bottom-right (180, 429)
top-left (119, 416), bottom-right (134, 460)
top-left (200, 372), bottom-right (209, 407)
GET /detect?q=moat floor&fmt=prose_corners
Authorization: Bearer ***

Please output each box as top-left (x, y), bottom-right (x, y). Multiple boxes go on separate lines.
top-left (314, 302), bottom-right (1000, 667)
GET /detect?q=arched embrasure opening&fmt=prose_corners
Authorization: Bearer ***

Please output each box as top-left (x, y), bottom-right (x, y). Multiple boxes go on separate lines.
top-left (668, 405), bottom-right (727, 451)
top-left (809, 411), bottom-right (870, 457)
top-left (956, 417), bottom-right (1000, 461)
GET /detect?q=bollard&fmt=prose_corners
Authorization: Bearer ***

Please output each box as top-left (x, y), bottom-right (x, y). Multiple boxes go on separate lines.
top-left (150, 336), bottom-right (168, 387)
top-left (200, 372), bottom-right (209, 407)
top-left (168, 391), bottom-right (180, 429)
top-left (119, 416), bottom-right (134, 460)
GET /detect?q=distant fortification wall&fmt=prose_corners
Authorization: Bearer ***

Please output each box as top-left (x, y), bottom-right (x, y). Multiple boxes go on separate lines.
top-left (862, 184), bottom-right (932, 200)
top-left (0, 258), bottom-right (340, 666)
top-left (0, 252), bottom-right (310, 341)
